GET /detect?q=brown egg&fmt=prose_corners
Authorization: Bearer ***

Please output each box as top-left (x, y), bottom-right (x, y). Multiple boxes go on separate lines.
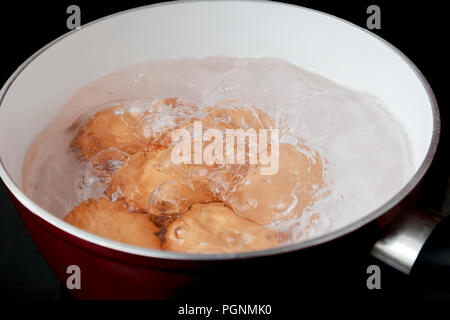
top-left (164, 202), bottom-right (279, 253)
top-left (72, 105), bottom-right (151, 159)
top-left (64, 198), bottom-right (161, 249)
top-left (71, 98), bottom-right (197, 159)
top-left (204, 102), bottom-right (275, 130)
top-left (223, 143), bottom-right (324, 225)
top-left (106, 151), bottom-right (213, 215)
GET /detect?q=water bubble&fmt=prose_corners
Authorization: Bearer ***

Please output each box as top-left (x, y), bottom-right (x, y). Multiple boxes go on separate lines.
top-left (223, 86), bottom-right (234, 92)
top-left (246, 198), bottom-right (258, 208)
top-left (175, 226), bottom-right (188, 239)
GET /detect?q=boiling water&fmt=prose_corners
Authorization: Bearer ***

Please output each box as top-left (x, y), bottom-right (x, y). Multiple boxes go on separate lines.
top-left (22, 57), bottom-right (414, 243)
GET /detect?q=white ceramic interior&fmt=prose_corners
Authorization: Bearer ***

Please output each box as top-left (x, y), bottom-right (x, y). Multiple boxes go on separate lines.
top-left (0, 1), bottom-right (439, 259)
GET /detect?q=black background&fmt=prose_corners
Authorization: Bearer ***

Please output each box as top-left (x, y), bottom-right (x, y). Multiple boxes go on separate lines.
top-left (0, 0), bottom-right (449, 307)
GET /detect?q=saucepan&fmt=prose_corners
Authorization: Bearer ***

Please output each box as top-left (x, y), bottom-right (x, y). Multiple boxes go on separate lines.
top-left (0, 1), bottom-right (441, 299)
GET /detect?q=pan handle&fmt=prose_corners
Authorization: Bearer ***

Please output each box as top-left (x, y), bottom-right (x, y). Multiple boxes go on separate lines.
top-left (371, 209), bottom-right (442, 274)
